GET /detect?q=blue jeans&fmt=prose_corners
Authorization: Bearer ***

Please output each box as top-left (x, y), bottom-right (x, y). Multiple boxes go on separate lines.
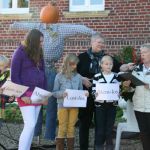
top-left (34, 68), bottom-right (57, 140)
top-left (94, 102), bottom-right (116, 147)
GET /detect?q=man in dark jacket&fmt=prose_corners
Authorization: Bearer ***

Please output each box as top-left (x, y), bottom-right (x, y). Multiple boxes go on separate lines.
top-left (77, 33), bottom-right (121, 150)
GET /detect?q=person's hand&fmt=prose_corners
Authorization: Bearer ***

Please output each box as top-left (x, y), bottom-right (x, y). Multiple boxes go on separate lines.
top-left (122, 80), bottom-right (131, 88)
top-left (41, 96), bottom-right (49, 105)
top-left (120, 63), bottom-right (135, 72)
top-left (85, 91), bottom-right (89, 97)
top-left (82, 77), bottom-right (92, 89)
top-left (122, 80), bottom-right (131, 92)
top-left (63, 92), bottom-right (68, 98)
top-left (8, 96), bottom-right (15, 103)
top-left (21, 96), bottom-right (32, 104)
top-left (42, 100), bottom-right (48, 105)
top-left (128, 63), bottom-right (136, 71)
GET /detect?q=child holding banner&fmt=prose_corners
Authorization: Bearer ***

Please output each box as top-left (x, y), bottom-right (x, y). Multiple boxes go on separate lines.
top-left (0, 55), bottom-right (15, 119)
top-left (53, 53), bottom-right (88, 150)
top-left (92, 55), bottom-right (121, 150)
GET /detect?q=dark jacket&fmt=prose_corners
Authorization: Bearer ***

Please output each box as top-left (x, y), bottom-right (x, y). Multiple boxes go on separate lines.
top-left (77, 49), bottom-right (121, 91)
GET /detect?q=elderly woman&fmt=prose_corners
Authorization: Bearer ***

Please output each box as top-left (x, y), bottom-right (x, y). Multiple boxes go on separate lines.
top-left (124, 43), bottom-right (150, 150)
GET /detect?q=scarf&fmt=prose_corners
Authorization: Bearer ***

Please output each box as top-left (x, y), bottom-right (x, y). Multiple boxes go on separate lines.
top-left (87, 48), bottom-right (105, 74)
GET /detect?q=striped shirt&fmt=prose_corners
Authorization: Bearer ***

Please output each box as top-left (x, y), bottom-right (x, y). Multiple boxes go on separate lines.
top-left (92, 72), bottom-right (121, 103)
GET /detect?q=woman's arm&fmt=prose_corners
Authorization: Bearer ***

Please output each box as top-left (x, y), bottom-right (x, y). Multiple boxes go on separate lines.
top-left (52, 74), bottom-right (64, 99)
top-left (120, 63), bottom-right (135, 72)
top-left (11, 47), bottom-right (23, 84)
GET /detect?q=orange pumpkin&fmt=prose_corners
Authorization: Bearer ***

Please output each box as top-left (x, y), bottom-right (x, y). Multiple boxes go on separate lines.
top-left (40, 3), bottom-right (59, 24)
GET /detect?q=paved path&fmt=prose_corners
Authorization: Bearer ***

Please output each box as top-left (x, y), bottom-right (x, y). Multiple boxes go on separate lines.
top-left (0, 123), bottom-right (143, 150)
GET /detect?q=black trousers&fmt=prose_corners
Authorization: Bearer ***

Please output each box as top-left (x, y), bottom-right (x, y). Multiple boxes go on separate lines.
top-left (78, 95), bottom-right (94, 150)
top-left (94, 102), bottom-right (116, 147)
top-left (135, 111), bottom-right (150, 150)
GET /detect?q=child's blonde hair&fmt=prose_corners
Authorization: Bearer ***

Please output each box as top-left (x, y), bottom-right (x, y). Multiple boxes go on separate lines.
top-left (61, 53), bottom-right (79, 79)
top-left (0, 55), bottom-right (9, 66)
top-left (100, 55), bottom-right (113, 65)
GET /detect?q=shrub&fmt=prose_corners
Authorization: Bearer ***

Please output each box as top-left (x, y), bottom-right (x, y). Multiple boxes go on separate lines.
top-left (4, 103), bottom-right (22, 123)
top-left (114, 46), bottom-right (138, 64)
top-left (4, 104), bottom-right (47, 123)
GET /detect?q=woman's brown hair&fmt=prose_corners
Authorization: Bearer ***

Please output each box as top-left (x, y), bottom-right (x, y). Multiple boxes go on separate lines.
top-left (24, 29), bottom-right (43, 64)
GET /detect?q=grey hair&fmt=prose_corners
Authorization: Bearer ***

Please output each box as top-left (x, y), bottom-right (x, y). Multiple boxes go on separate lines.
top-left (140, 43), bottom-right (150, 49)
top-left (0, 55), bottom-right (9, 65)
top-left (91, 32), bottom-right (105, 43)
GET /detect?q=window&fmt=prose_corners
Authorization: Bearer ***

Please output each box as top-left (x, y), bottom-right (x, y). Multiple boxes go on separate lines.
top-left (69, 0), bottom-right (104, 12)
top-left (0, 0), bottom-right (29, 14)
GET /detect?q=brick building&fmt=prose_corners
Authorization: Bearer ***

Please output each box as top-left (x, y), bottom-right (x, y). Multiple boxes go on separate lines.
top-left (0, 0), bottom-right (150, 64)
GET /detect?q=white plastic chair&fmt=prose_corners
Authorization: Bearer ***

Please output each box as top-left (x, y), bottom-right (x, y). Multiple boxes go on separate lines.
top-left (115, 99), bottom-right (139, 150)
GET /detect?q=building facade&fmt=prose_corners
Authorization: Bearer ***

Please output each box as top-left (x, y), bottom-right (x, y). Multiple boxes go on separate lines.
top-left (0, 0), bottom-right (149, 63)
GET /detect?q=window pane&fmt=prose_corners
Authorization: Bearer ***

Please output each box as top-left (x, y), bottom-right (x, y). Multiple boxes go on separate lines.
top-left (0, 0), bottom-right (12, 8)
top-left (18, 0), bottom-right (29, 8)
top-left (90, 0), bottom-right (103, 5)
top-left (72, 0), bottom-right (84, 5)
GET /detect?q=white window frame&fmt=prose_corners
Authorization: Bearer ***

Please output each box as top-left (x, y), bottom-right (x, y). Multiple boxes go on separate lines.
top-left (69, 0), bottom-right (105, 12)
top-left (0, 0), bottom-right (29, 14)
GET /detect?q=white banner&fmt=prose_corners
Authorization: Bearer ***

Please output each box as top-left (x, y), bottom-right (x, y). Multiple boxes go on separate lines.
top-left (31, 87), bottom-right (52, 103)
top-left (96, 83), bottom-right (119, 101)
top-left (2, 80), bottom-right (29, 97)
top-left (63, 89), bottom-right (87, 107)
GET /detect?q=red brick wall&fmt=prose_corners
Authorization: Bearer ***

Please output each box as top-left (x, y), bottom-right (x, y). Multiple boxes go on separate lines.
top-left (0, 0), bottom-right (150, 63)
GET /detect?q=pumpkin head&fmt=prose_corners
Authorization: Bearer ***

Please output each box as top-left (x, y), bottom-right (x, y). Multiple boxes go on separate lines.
top-left (40, 3), bottom-right (59, 24)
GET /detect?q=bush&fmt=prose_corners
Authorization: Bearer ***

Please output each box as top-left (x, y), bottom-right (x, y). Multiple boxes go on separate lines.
top-left (114, 46), bottom-right (138, 64)
top-left (4, 103), bottom-right (22, 123)
top-left (3, 104), bottom-right (124, 125)
top-left (4, 104), bottom-right (47, 123)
